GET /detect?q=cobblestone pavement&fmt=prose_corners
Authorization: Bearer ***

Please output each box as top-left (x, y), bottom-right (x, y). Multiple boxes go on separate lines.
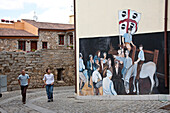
top-left (0, 86), bottom-right (170, 113)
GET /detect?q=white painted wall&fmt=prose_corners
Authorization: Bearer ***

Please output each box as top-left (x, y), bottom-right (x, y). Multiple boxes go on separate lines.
top-left (76, 0), bottom-right (169, 38)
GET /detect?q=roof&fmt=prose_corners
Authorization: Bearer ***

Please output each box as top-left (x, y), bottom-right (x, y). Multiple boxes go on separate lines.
top-left (22, 19), bottom-right (74, 30)
top-left (0, 28), bottom-right (38, 37)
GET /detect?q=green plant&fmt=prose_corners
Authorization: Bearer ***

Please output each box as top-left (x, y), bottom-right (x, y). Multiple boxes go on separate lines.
top-left (32, 49), bottom-right (36, 52)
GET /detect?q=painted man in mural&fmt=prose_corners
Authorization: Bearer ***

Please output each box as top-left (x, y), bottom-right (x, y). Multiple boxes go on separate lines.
top-left (79, 53), bottom-right (88, 94)
top-left (134, 44), bottom-right (145, 80)
top-left (113, 50), bottom-right (132, 93)
top-left (87, 54), bottom-right (94, 88)
top-left (94, 50), bottom-right (101, 63)
top-left (122, 28), bottom-right (135, 51)
top-left (92, 65), bottom-right (102, 95)
top-left (103, 70), bottom-right (117, 95)
top-left (101, 52), bottom-right (108, 71)
top-left (112, 61), bottom-right (125, 95)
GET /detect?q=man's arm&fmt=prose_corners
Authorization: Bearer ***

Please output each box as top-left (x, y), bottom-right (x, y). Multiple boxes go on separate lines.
top-left (43, 80), bottom-right (47, 85)
top-left (122, 37), bottom-right (125, 46)
top-left (134, 58), bottom-right (141, 64)
top-left (28, 78), bottom-right (30, 86)
top-left (111, 82), bottom-right (117, 95)
top-left (130, 41), bottom-right (135, 47)
top-left (18, 80), bottom-right (21, 86)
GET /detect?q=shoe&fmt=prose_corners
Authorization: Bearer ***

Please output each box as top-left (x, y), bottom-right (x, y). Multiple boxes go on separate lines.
top-left (48, 99), bottom-right (51, 102)
top-left (23, 102), bottom-right (26, 104)
top-left (51, 99), bottom-right (53, 102)
top-left (88, 84), bottom-right (92, 88)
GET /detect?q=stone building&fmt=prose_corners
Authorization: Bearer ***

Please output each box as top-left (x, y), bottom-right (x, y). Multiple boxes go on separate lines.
top-left (0, 19), bottom-right (75, 91)
top-left (0, 19), bottom-right (74, 51)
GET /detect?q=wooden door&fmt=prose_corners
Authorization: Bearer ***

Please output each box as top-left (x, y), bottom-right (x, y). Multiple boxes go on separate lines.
top-left (31, 41), bottom-right (37, 51)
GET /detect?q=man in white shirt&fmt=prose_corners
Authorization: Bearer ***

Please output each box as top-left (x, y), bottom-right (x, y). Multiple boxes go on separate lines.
top-left (43, 69), bottom-right (54, 102)
top-left (92, 65), bottom-right (102, 95)
top-left (103, 70), bottom-right (117, 95)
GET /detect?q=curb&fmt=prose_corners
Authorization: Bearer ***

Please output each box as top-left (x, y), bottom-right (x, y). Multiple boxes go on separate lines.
top-left (76, 95), bottom-right (170, 101)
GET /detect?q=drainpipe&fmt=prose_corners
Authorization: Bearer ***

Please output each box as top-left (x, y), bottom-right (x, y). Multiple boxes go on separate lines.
top-left (164, 0), bottom-right (168, 87)
top-left (74, 0), bottom-right (77, 94)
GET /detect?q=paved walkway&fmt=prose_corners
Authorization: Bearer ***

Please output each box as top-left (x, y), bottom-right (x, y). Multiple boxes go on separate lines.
top-left (0, 86), bottom-right (170, 113)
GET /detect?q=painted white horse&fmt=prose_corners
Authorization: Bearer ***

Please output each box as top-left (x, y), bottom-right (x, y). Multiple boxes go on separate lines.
top-left (124, 61), bottom-right (158, 94)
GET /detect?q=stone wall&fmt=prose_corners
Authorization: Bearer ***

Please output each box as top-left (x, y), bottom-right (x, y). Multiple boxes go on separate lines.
top-left (38, 30), bottom-right (74, 50)
top-left (0, 49), bottom-right (75, 91)
top-left (0, 39), bottom-right (18, 51)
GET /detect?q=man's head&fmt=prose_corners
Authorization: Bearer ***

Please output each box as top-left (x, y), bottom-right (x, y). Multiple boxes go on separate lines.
top-left (125, 50), bottom-right (130, 57)
top-left (115, 61), bottom-right (119, 68)
top-left (79, 53), bottom-right (83, 58)
top-left (21, 69), bottom-right (25, 75)
top-left (96, 65), bottom-right (100, 71)
top-left (127, 28), bottom-right (132, 34)
top-left (46, 68), bottom-right (51, 74)
top-left (118, 49), bottom-right (121, 55)
top-left (95, 58), bottom-right (99, 64)
top-left (96, 50), bottom-right (101, 57)
top-left (107, 70), bottom-right (112, 79)
top-left (89, 54), bottom-right (93, 60)
top-left (139, 44), bottom-right (143, 50)
top-left (103, 52), bottom-right (107, 58)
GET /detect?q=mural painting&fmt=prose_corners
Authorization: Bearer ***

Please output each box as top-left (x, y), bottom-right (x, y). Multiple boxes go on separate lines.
top-left (78, 9), bottom-right (168, 96)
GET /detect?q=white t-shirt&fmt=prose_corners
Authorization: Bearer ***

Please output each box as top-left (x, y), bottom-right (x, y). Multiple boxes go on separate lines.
top-left (92, 70), bottom-right (102, 83)
top-left (43, 73), bottom-right (54, 85)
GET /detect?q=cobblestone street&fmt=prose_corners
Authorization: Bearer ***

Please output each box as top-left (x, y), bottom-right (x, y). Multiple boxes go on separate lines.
top-left (0, 86), bottom-right (170, 113)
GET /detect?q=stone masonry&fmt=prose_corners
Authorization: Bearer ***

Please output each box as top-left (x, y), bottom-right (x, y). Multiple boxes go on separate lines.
top-left (0, 49), bottom-right (75, 91)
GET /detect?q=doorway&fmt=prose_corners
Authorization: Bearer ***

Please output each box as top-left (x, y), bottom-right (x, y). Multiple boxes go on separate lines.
top-left (31, 41), bottom-right (37, 51)
top-left (57, 68), bottom-right (64, 81)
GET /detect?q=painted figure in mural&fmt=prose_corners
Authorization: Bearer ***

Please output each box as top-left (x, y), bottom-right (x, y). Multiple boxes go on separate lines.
top-left (79, 53), bottom-right (88, 94)
top-left (87, 54), bottom-right (94, 88)
top-left (107, 58), bottom-right (113, 74)
top-left (111, 61), bottom-right (125, 95)
top-left (114, 50), bottom-right (132, 80)
top-left (101, 52), bottom-right (108, 71)
top-left (92, 65), bottom-right (102, 95)
top-left (122, 28), bottom-right (135, 51)
top-left (18, 69), bottom-right (30, 104)
top-left (43, 68), bottom-right (54, 102)
top-left (93, 58), bottom-right (100, 71)
top-left (134, 44), bottom-right (145, 80)
top-left (103, 70), bottom-right (117, 95)
top-left (94, 50), bottom-right (101, 64)
top-left (113, 50), bottom-right (134, 94)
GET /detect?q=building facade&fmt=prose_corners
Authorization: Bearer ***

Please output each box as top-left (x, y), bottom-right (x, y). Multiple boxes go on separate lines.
top-left (75, 0), bottom-right (170, 95)
top-left (0, 19), bottom-right (74, 52)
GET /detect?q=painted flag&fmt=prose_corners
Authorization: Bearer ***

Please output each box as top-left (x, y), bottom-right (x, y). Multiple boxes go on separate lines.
top-left (119, 9), bottom-right (141, 35)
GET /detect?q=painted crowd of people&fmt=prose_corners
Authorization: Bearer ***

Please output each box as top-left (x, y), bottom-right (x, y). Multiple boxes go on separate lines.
top-left (79, 28), bottom-right (145, 95)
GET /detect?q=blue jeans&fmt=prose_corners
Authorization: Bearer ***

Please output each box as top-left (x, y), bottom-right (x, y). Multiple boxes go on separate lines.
top-left (46, 84), bottom-right (53, 100)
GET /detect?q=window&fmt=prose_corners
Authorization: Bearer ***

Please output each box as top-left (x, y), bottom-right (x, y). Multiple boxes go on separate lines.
top-left (42, 42), bottom-right (47, 49)
top-left (59, 35), bottom-right (64, 45)
top-left (18, 41), bottom-right (26, 51)
top-left (70, 35), bottom-right (73, 45)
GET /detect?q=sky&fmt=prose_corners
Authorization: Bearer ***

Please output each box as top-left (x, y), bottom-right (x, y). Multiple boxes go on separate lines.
top-left (0, 0), bottom-right (73, 24)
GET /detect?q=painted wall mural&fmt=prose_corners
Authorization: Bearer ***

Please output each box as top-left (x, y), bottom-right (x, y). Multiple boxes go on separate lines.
top-left (78, 9), bottom-right (169, 96)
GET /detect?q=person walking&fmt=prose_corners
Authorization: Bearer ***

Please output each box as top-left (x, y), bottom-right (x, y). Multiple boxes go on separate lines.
top-left (43, 68), bottom-right (54, 102)
top-left (18, 69), bottom-right (30, 104)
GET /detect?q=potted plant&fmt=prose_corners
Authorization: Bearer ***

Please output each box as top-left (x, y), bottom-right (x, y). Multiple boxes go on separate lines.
top-left (31, 49), bottom-right (36, 52)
